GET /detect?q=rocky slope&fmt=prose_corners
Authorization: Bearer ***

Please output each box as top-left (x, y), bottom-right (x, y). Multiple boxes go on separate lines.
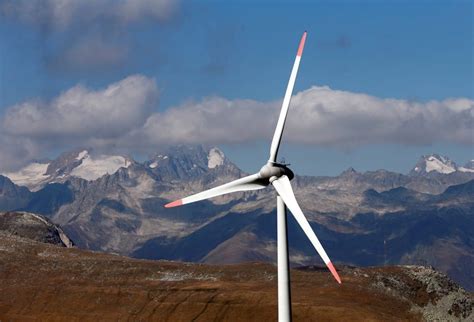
top-left (0, 211), bottom-right (73, 247)
top-left (0, 234), bottom-right (472, 321)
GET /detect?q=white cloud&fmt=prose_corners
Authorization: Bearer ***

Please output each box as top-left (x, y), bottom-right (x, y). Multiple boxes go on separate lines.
top-left (0, 135), bottom-right (42, 172)
top-left (285, 86), bottom-right (473, 147)
top-left (3, 75), bottom-right (158, 139)
top-left (1, 77), bottom-right (472, 171)
top-left (138, 97), bottom-right (274, 145)
top-left (136, 86), bottom-right (473, 148)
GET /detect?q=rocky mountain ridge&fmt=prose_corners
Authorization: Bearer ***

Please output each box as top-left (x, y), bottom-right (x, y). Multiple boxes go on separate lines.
top-left (0, 146), bottom-right (473, 291)
top-left (3, 148), bottom-right (134, 191)
top-left (3, 149), bottom-right (473, 193)
top-left (410, 154), bottom-right (474, 176)
top-left (0, 211), bottom-right (73, 247)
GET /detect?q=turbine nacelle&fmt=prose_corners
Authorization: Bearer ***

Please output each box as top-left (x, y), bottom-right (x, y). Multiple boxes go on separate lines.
top-left (259, 162), bottom-right (294, 181)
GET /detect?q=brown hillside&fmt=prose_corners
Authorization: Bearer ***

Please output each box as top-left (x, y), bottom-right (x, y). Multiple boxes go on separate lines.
top-left (0, 233), bottom-right (472, 321)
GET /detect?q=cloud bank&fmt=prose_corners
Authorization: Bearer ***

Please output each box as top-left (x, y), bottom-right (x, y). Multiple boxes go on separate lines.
top-left (136, 87), bottom-right (473, 148)
top-left (3, 75), bottom-right (158, 148)
top-left (1, 75), bottom-right (472, 170)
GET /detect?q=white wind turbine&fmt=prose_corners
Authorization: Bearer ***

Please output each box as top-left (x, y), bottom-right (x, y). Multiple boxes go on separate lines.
top-left (165, 31), bottom-right (341, 322)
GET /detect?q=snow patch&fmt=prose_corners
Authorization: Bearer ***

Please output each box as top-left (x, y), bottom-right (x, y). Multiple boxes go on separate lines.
top-left (149, 161), bottom-right (158, 169)
top-left (75, 150), bottom-right (89, 160)
top-left (70, 155), bottom-right (131, 181)
top-left (460, 160), bottom-right (474, 172)
top-left (3, 162), bottom-right (50, 188)
top-left (208, 148), bottom-right (224, 169)
top-left (425, 156), bottom-right (456, 174)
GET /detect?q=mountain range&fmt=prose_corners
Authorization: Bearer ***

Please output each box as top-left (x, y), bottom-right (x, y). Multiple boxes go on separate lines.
top-left (1, 146), bottom-right (473, 290)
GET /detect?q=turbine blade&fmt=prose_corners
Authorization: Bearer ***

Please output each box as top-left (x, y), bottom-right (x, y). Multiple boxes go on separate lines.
top-left (268, 31), bottom-right (307, 163)
top-left (272, 175), bottom-right (341, 284)
top-left (165, 173), bottom-right (267, 208)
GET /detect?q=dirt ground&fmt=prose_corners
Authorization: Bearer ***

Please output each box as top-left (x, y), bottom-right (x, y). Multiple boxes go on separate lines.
top-left (0, 234), bottom-right (448, 321)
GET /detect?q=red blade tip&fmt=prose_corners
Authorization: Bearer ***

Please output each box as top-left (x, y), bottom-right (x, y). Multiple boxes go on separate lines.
top-left (164, 199), bottom-right (183, 208)
top-left (327, 261), bottom-right (342, 284)
top-left (297, 31), bottom-right (307, 57)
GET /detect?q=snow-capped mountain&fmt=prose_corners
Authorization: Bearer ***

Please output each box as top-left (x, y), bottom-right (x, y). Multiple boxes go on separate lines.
top-left (145, 145), bottom-right (240, 181)
top-left (69, 151), bottom-right (132, 181)
top-left (409, 154), bottom-right (470, 176)
top-left (3, 162), bottom-right (51, 191)
top-left (3, 149), bottom-right (133, 190)
top-left (0, 146), bottom-right (474, 290)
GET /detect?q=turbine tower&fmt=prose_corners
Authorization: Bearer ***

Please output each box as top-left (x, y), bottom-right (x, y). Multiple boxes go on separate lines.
top-left (165, 31), bottom-right (341, 321)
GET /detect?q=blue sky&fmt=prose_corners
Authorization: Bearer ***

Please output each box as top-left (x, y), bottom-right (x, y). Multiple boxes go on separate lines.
top-left (0, 1), bottom-right (472, 175)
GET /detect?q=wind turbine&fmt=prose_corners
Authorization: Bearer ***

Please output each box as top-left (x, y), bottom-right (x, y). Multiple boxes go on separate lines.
top-left (165, 31), bottom-right (341, 321)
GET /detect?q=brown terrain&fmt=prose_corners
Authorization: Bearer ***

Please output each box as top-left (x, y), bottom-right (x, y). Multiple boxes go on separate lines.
top-left (1, 230), bottom-right (473, 322)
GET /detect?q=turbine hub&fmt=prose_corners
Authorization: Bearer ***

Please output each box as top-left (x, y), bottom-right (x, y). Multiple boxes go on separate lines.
top-left (259, 162), bottom-right (294, 181)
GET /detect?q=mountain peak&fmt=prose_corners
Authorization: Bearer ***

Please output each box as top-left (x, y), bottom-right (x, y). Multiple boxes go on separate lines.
top-left (340, 167), bottom-right (358, 176)
top-left (410, 154), bottom-right (457, 176)
top-left (3, 148), bottom-right (133, 189)
top-left (45, 147), bottom-right (91, 176)
top-left (75, 150), bottom-right (89, 161)
top-left (47, 148), bottom-right (133, 181)
top-left (146, 145), bottom-right (238, 180)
